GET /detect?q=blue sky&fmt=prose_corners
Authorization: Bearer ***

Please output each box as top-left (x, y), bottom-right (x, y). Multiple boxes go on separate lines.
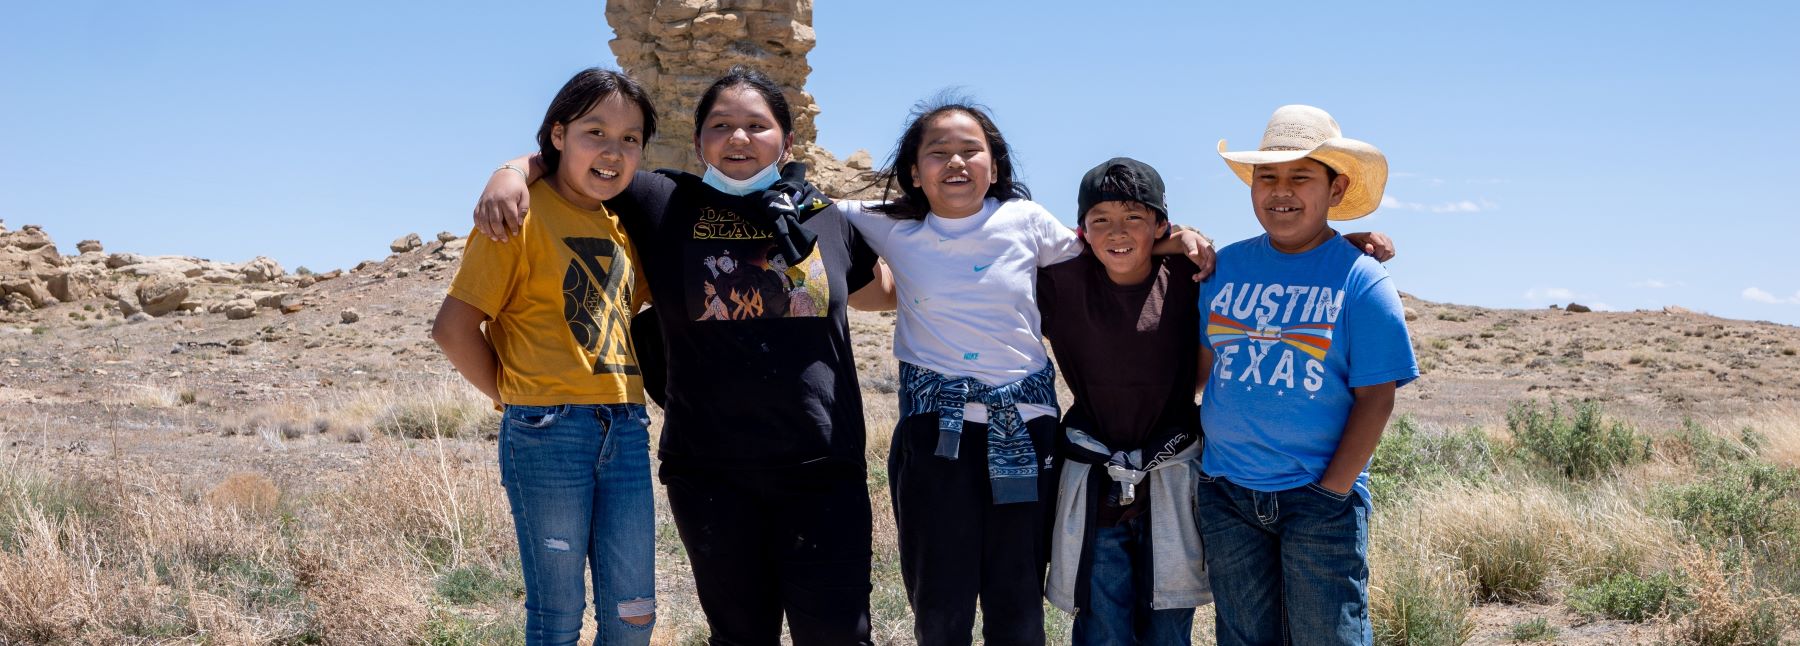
top-left (4, 1), bottom-right (1797, 325)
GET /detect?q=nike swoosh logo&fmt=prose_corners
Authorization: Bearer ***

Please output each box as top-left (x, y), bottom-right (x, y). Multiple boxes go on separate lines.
top-left (973, 263), bottom-right (992, 272)
top-left (938, 236), bottom-right (952, 243)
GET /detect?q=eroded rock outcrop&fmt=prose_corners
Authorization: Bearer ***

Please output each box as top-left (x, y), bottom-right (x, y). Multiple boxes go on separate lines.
top-left (606, 0), bottom-right (878, 197)
top-left (0, 224), bottom-right (303, 319)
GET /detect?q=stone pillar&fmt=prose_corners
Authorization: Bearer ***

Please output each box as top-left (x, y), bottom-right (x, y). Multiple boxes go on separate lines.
top-left (607, 0), bottom-right (822, 176)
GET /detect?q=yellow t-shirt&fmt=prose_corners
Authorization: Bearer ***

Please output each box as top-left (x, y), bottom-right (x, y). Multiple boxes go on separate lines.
top-left (448, 181), bottom-right (649, 406)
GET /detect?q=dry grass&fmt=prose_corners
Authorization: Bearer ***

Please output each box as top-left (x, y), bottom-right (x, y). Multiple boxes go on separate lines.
top-left (8, 381), bottom-right (1800, 644)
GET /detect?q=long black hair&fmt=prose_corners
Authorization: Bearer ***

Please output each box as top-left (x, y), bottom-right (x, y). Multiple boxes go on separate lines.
top-left (693, 66), bottom-right (794, 139)
top-left (868, 95), bottom-right (1030, 220)
top-left (535, 68), bottom-right (657, 177)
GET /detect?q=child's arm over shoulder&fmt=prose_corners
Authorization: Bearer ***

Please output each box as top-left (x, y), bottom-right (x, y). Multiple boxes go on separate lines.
top-left (1150, 227), bottom-right (1216, 281)
top-left (1342, 230), bottom-right (1396, 262)
top-left (475, 153), bottom-right (541, 242)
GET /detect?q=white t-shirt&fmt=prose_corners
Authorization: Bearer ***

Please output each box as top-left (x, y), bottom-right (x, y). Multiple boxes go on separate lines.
top-left (842, 197), bottom-right (1082, 422)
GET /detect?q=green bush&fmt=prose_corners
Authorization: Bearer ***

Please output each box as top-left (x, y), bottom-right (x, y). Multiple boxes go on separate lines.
top-left (1566, 571), bottom-right (1688, 621)
top-left (1371, 416), bottom-right (1495, 499)
top-left (1657, 462), bottom-right (1800, 550)
top-left (1506, 400), bottom-right (1649, 480)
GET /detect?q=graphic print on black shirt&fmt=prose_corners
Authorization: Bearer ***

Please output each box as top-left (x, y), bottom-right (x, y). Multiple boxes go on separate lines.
top-left (689, 206), bottom-right (829, 321)
top-left (561, 236), bottom-right (639, 375)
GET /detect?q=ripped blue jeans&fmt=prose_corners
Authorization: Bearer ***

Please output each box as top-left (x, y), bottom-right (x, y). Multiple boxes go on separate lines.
top-left (500, 403), bottom-right (655, 646)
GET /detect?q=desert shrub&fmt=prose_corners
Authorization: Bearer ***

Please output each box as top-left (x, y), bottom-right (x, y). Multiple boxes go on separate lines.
top-left (1507, 399), bottom-right (1650, 480)
top-left (1659, 418), bottom-right (1763, 473)
top-left (1657, 462), bottom-right (1800, 550)
top-left (0, 472), bottom-right (114, 548)
top-left (204, 472), bottom-right (282, 517)
top-left (1371, 551), bottom-right (1475, 646)
top-left (1567, 570), bottom-right (1688, 621)
top-left (1507, 617), bottom-right (1557, 642)
top-left (1669, 551), bottom-right (1797, 646)
top-left (373, 394), bottom-right (499, 439)
top-left (278, 419), bottom-right (308, 440)
top-left (1370, 416), bottom-right (1495, 499)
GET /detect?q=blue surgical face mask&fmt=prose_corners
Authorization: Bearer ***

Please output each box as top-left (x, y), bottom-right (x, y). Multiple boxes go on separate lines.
top-left (701, 160), bottom-right (782, 196)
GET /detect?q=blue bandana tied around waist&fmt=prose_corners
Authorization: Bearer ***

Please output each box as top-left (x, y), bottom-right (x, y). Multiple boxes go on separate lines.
top-left (899, 361), bottom-right (1059, 504)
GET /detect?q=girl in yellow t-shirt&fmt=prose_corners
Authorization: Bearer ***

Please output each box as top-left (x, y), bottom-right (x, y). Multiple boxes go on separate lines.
top-left (431, 68), bottom-right (657, 646)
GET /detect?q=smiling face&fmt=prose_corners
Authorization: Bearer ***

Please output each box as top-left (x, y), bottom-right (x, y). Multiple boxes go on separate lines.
top-left (910, 110), bottom-right (996, 219)
top-left (548, 93), bottom-right (644, 209)
top-left (1082, 200), bottom-right (1166, 285)
top-left (1250, 157), bottom-right (1349, 253)
top-left (695, 86), bottom-right (792, 181)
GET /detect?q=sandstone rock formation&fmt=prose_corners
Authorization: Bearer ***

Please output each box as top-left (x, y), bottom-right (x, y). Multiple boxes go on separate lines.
top-left (607, 0), bottom-right (819, 175)
top-left (0, 224), bottom-right (307, 320)
top-left (605, 0), bottom-right (879, 198)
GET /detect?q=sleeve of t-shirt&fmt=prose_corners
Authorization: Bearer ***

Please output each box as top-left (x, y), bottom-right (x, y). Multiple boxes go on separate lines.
top-left (838, 200), bottom-right (892, 257)
top-left (447, 225), bottom-right (524, 319)
top-left (1031, 203), bottom-right (1083, 267)
top-left (607, 171), bottom-right (674, 243)
top-left (1345, 265), bottom-right (1420, 389)
top-left (844, 210), bottom-right (878, 293)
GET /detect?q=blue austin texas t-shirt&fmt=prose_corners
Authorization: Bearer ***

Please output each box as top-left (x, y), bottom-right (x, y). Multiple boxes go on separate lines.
top-left (1198, 233), bottom-right (1419, 502)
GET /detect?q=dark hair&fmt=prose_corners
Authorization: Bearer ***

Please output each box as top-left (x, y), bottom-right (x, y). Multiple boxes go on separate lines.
top-left (1082, 165), bottom-right (1168, 228)
top-left (535, 68), bottom-right (657, 177)
top-left (694, 66), bottom-right (794, 139)
top-left (868, 95), bottom-right (1029, 220)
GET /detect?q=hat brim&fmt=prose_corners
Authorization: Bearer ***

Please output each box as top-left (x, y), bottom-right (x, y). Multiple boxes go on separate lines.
top-left (1218, 139), bottom-right (1388, 221)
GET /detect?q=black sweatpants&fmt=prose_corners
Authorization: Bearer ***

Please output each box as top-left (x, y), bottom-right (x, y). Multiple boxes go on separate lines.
top-left (888, 413), bottom-right (1059, 646)
top-left (661, 461), bottom-right (874, 646)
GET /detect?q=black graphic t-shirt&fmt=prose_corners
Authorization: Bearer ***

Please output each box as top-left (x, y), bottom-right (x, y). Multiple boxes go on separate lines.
top-left (1038, 253), bottom-right (1201, 524)
top-left (606, 170), bottom-right (877, 469)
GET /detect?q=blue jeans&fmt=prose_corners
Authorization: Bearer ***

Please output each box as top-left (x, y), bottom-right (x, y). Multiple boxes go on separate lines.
top-left (1194, 475), bottom-right (1370, 646)
top-left (500, 403), bottom-right (655, 646)
top-left (1072, 514), bottom-right (1196, 645)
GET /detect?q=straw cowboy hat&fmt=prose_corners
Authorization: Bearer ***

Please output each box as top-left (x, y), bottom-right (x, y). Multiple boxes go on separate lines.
top-left (1218, 105), bottom-right (1387, 221)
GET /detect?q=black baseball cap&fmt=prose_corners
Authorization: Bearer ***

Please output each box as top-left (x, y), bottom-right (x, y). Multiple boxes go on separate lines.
top-left (1077, 157), bottom-right (1168, 225)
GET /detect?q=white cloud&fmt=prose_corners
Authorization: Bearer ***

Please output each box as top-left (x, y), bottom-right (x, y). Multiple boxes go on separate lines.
top-left (1632, 279), bottom-right (1679, 289)
top-left (1743, 287), bottom-right (1800, 305)
top-left (1525, 287), bottom-right (1579, 302)
top-left (1381, 194), bottom-right (1499, 214)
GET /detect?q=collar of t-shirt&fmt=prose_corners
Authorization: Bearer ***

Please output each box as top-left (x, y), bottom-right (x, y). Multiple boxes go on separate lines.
top-left (924, 198), bottom-right (1000, 237)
